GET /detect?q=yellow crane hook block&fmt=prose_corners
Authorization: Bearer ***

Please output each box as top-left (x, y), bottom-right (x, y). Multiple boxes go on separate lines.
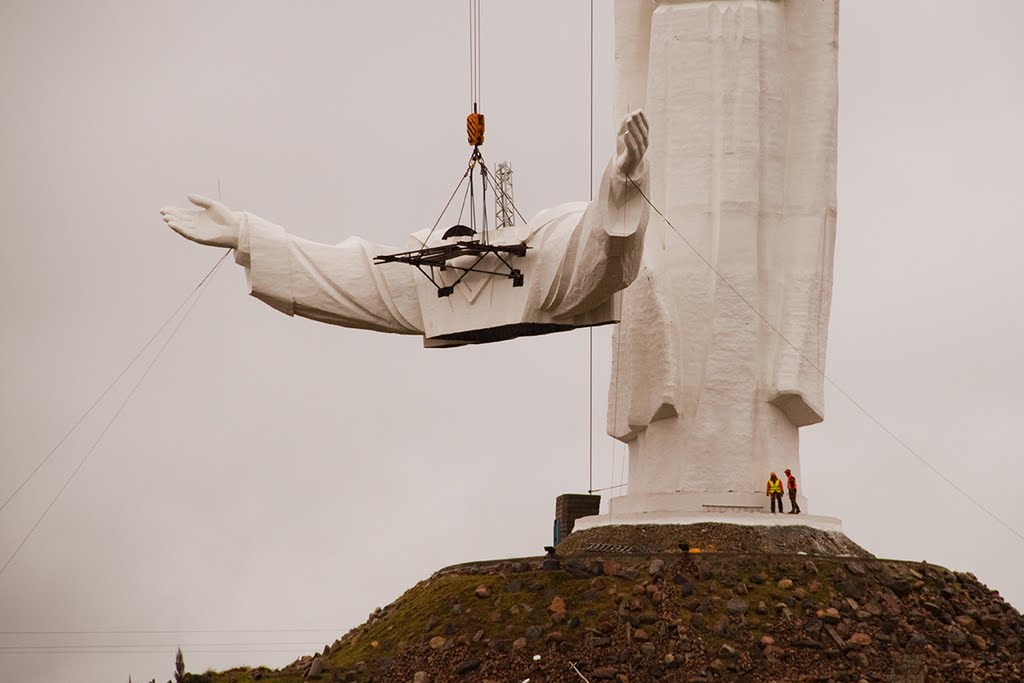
top-left (467, 111), bottom-right (485, 146)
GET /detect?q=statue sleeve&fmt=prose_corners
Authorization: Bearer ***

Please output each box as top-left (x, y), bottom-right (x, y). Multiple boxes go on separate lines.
top-left (542, 157), bottom-right (651, 318)
top-left (233, 213), bottom-right (424, 335)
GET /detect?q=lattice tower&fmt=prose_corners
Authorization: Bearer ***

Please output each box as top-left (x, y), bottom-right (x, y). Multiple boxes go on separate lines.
top-left (494, 161), bottom-right (515, 229)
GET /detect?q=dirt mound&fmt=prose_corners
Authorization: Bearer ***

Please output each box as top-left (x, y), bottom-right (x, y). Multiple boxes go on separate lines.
top-left (197, 525), bottom-right (1022, 683)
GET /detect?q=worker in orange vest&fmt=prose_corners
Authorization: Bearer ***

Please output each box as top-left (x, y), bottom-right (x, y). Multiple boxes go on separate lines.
top-left (785, 468), bottom-right (801, 514)
top-left (766, 472), bottom-right (784, 514)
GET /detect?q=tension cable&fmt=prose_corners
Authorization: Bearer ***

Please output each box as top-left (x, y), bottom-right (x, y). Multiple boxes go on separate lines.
top-left (625, 174), bottom-right (1024, 545)
top-left (0, 250), bottom-right (231, 579)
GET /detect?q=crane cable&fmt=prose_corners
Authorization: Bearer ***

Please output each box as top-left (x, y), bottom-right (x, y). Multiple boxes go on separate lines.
top-left (469, 0), bottom-right (481, 113)
top-left (587, 0), bottom-right (595, 494)
top-left (585, 3), bottom-right (630, 502)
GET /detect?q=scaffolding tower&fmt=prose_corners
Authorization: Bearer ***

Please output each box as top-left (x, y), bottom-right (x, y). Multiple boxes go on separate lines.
top-left (494, 161), bottom-right (515, 229)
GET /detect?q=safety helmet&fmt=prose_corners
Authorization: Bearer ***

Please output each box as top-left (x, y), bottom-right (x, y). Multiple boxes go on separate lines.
top-left (784, 469), bottom-right (791, 475)
top-left (770, 472), bottom-right (776, 477)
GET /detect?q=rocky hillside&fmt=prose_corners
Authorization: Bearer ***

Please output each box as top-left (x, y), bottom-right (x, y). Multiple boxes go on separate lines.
top-left (190, 524), bottom-right (1022, 683)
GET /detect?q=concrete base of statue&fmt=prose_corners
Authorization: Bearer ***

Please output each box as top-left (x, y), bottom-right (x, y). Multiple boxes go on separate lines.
top-left (574, 491), bottom-right (842, 534)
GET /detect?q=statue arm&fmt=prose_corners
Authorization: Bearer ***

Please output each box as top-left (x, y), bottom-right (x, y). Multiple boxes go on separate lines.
top-left (543, 112), bottom-right (651, 318)
top-left (234, 213), bottom-right (423, 334)
top-left (161, 196), bottom-right (422, 335)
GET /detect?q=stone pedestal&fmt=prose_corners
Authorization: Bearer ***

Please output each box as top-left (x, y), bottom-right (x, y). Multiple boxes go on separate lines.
top-left (610, 490), bottom-right (809, 515)
top-left (574, 489), bottom-right (841, 534)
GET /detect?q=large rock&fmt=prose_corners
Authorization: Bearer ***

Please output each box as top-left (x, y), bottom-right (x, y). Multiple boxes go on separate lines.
top-left (306, 657), bottom-right (323, 678)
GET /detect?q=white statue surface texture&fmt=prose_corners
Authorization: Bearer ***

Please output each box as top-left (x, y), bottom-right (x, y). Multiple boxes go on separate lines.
top-left (163, 0), bottom-right (840, 523)
top-left (604, 0), bottom-right (839, 518)
top-left (162, 113), bottom-right (650, 348)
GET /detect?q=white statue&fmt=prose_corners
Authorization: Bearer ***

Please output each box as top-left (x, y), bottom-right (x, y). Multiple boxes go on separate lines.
top-left (161, 111), bottom-right (650, 348)
top-left (163, 0), bottom-right (840, 524)
top-left (604, 0), bottom-right (839, 518)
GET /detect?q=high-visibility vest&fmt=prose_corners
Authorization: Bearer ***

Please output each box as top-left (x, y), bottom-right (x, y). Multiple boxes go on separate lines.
top-left (787, 475), bottom-right (797, 492)
top-left (767, 479), bottom-right (782, 494)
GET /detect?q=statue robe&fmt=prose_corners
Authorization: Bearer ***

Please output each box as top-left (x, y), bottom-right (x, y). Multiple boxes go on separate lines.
top-left (609, 0), bottom-right (838, 511)
top-left (232, 159), bottom-right (649, 348)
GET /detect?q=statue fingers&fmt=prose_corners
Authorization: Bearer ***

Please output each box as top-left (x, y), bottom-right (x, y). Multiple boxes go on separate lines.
top-left (625, 125), bottom-right (641, 161)
top-left (164, 219), bottom-right (194, 240)
top-left (626, 118), bottom-right (641, 145)
top-left (636, 112), bottom-right (649, 149)
top-left (159, 207), bottom-right (181, 221)
top-left (627, 109), bottom-right (646, 135)
top-left (622, 130), bottom-right (640, 171)
top-left (617, 113), bottom-right (631, 136)
top-left (187, 193), bottom-right (216, 210)
top-left (636, 110), bottom-right (649, 135)
top-left (161, 207), bottom-right (199, 222)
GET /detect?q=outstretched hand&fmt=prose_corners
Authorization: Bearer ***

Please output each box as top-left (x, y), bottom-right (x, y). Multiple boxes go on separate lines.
top-left (614, 109), bottom-right (650, 178)
top-left (160, 195), bottom-right (241, 249)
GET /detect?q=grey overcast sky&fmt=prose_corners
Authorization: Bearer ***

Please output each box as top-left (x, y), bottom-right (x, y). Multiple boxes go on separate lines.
top-left (1, 2), bottom-right (1023, 682)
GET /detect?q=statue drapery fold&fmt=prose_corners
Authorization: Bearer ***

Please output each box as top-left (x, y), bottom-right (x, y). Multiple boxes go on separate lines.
top-left (232, 158), bottom-right (651, 347)
top-left (608, 0), bottom-right (838, 502)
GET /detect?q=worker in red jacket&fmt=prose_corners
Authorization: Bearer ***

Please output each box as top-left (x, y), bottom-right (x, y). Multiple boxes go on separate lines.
top-left (785, 468), bottom-right (801, 514)
top-left (766, 472), bottom-right (784, 514)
